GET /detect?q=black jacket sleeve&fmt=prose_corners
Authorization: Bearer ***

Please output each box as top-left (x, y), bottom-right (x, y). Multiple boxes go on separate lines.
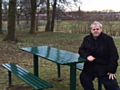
top-left (78, 37), bottom-right (90, 59)
top-left (107, 37), bottom-right (119, 73)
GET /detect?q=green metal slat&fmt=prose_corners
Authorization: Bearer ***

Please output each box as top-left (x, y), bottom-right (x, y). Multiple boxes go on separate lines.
top-left (14, 64), bottom-right (52, 87)
top-left (2, 64), bottom-right (39, 89)
top-left (76, 63), bottom-right (84, 70)
top-left (2, 64), bottom-right (51, 89)
top-left (8, 63), bottom-right (53, 88)
top-left (3, 63), bottom-right (53, 89)
top-left (2, 63), bottom-right (53, 89)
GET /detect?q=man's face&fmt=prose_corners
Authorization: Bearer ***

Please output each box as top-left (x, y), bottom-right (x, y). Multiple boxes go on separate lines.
top-left (91, 24), bottom-right (102, 38)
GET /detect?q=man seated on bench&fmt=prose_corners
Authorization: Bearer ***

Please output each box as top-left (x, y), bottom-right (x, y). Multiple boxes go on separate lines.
top-left (78, 21), bottom-right (120, 90)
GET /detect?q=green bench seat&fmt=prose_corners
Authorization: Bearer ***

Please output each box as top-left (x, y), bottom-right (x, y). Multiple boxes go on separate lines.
top-left (2, 63), bottom-right (53, 90)
top-left (76, 63), bottom-right (102, 90)
top-left (76, 63), bottom-right (84, 70)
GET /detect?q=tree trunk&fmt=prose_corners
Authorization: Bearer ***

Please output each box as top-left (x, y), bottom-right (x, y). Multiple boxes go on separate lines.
top-left (0, 0), bottom-right (3, 34)
top-left (25, 14), bottom-right (29, 24)
top-left (29, 0), bottom-right (36, 34)
top-left (50, 0), bottom-right (57, 32)
top-left (45, 0), bottom-right (51, 32)
top-left (17, 15), bottom-right (20, 25)
top-left (3, 0), bottom-right (16, 41)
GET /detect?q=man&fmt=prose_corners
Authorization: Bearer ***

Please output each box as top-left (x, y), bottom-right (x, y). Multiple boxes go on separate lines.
top-left (78, 21), bottom-right (120, 90)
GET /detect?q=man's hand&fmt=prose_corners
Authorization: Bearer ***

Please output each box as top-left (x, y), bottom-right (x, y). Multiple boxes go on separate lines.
top-left (87, 55), bottom-right (95, 62)
top-left (107, 73), bottom-right (116, 80)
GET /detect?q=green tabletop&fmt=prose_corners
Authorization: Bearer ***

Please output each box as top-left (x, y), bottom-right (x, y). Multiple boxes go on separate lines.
top-left (20, 46), bottom-right (88, 90)
top-left (20, 46), bottom-right (87, 65)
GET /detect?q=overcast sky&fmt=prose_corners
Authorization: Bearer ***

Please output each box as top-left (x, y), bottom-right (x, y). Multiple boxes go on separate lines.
top-left (3, 0), bottom-right (120, 12)
top-left (80, 0), bottom-right (120, 11)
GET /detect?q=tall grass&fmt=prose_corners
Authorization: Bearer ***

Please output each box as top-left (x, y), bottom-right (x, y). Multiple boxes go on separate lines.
top-left (3, 20), bottom-right (120, 36)
top-left (54, 20), bottom-right (120, 36)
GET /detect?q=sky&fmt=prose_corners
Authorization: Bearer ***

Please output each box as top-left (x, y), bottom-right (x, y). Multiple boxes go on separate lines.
top-left (80, 0), bottom-right (120, 11)
top-left (3, 0), bottom-right (120, 12)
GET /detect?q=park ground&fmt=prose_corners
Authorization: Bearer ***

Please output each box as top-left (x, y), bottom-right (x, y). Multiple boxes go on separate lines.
top-left (0, 31), bottom-right (120, 90)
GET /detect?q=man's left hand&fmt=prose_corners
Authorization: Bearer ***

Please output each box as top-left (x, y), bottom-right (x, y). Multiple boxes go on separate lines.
top-left (107, 73), bottom-right (116, 80)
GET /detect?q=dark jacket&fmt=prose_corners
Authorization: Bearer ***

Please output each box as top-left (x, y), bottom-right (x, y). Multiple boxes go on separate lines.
top-left (78, 32), bottom-right (119, 76)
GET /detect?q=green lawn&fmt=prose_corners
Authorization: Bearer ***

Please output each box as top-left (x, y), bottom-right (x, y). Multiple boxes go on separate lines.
top-left (0, 31), bottom-right (120, 90)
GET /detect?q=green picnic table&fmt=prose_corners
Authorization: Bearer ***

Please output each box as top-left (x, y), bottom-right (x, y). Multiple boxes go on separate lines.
top-left (20, 46), bottom-right (101, 90)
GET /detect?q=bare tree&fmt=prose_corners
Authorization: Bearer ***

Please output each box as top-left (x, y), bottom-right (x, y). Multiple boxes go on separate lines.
top-left (50, 0), bottom-right (57, 31)
top-left (3, 0), bottom-right (16, 41)
top-left (45, 0), bottom-right (82, 32)
top-left (0, 0), bottom-right (3, 34)
top-left (16, 0), bottom-right (23, 25)
top-left (45, 0), bottom-right (51, 32)
top-left (29, 0), bottom-right (37, 34)
top-left (19, 0), bottom-right (31, 24)
top-left (2, 1), bottom-right (8, 19)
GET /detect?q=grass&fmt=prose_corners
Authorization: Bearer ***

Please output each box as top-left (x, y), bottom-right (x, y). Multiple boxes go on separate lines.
top-left (0, 31), bottom-right (120, 90)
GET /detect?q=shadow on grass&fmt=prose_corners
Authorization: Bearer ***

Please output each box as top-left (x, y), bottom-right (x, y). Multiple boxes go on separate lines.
top-left (6, 84), bottom-right (31, 90)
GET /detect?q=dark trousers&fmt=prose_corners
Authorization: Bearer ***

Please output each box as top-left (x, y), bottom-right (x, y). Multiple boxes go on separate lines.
top-left (80, 71), bottom-right (120, 90)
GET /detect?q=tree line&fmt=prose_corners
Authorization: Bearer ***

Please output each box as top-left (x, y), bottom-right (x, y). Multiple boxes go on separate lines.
top-left (0, 0), bottom-right (82, 42)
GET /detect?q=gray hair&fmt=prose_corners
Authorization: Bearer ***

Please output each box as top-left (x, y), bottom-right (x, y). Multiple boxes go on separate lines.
top-left (90, 21), bottom-right (102, 29)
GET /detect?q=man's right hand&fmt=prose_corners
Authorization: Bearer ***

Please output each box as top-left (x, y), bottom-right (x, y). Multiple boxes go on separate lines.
top-left (87, 55), bottom-right (95, 62)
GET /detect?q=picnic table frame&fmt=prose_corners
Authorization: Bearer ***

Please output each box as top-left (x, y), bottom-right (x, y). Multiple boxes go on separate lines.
top-left (20, 46), bottom-right (88, 90)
